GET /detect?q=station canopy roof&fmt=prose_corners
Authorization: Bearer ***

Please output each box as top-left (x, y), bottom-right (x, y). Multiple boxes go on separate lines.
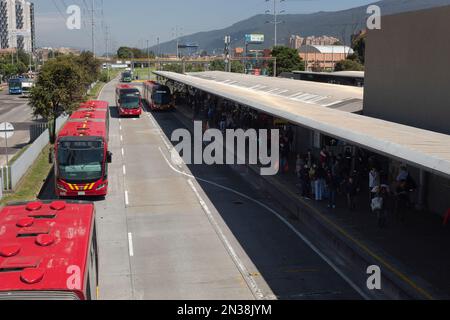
top-left (154, 71), bottom-right (450, 179)
top-left (298, 45), bottom-right (354, 54)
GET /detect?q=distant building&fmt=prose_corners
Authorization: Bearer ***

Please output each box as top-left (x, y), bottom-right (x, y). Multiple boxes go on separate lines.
top-left (288, 34), bottom-right (340, 50)
top-left (299, 45), bottom-right (354, 71)
top-left (288, 35), bottom-right (304, 50)
top-left (0, 0), bottom-right (35, 53)
top-left (36, 47), bottom-right (81, 62)
top-left (234, 47), bottom-right (244, 57)
top-left (304, 35), bottom-right (340, 46)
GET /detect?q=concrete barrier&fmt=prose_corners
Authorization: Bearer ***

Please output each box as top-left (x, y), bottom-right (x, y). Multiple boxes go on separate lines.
top-left (10, 116), bottom-right (68, 190)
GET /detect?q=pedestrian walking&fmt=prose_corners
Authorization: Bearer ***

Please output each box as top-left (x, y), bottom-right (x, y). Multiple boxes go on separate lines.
top-left (369, 167), bottom-right (380, 202)
top-left (371, 186), bottom-right (389, 228)
top-left (326, 170), bottom-right (338, 209)
top-left (295, 154), bottom-right (304, 178)
top-left (395, 180), bottom-right (410, 222)
top-left (344, 176), bottom-right (357, 211)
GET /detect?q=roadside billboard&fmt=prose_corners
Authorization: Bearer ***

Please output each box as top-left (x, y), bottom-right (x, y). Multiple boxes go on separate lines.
top-left (245, 34), bottom-right (265, 44)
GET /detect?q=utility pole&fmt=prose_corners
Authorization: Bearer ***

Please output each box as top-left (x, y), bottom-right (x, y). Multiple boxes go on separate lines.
top-left (105, 25), bottom-right (110, 81)
top-left (266, 0), bottom-right (285, 47)
top-left (91, 0), bottom-right (95, 56)
top-left (224, 35), bottom-right (231, 72)
top-left (173, 26), bottom-right (182, 59)
top-left (274, 0), bottom-right (277, 46)
top-left (147, 39), bottom-right (150, 79)
top-left (157, 37), bottom-right (160, 71)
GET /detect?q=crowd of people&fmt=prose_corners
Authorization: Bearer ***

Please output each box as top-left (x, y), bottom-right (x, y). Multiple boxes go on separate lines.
top-left (182, 90), bottom-right (418, 229)
top-left (294, 147), bottom-right (417, 228)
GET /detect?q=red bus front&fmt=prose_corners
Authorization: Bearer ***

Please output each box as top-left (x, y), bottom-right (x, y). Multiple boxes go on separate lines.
top-left (55, 136), bottom-right (112, 197)
top-left (117, 89), bottom-right (142, 117)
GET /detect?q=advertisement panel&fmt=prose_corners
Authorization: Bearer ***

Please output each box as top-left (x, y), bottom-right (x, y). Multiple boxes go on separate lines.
top-left (245, 34), bottom-right (265, 44)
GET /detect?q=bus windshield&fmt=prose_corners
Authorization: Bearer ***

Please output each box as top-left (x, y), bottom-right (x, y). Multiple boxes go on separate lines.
top-left (120, 94), bottom-right (140, 108)
top-left (8, 80), bottom-right (21, 89)
top-left (153, 90), bottom-right (171, 105)
top-left (57, 140), bottom-right (104, 182)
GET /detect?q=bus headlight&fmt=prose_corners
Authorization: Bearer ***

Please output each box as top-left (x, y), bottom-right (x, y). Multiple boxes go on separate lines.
top-left (57, 184), bottom-right (67, 192)
top-left (96, 183), bottom-right (107, 191)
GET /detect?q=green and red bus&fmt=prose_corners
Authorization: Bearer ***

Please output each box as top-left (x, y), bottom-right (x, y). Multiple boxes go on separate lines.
top-left (115, 84), bottom-right (142, 117)
top-left (143, 80), bottom-right (174, 111)
top-left (54, 100), bottom-right (112, 197)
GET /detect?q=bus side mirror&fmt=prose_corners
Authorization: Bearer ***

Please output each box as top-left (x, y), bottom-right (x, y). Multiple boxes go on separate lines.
top-left (107, 151), bottom-right (113, 164)
top-left (49, 149), bottom-right (54, 164)
top-left (118, 99), bottom-right (121, 104)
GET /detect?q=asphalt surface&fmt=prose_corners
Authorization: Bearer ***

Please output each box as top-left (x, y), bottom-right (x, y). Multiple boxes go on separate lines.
top-left (40, 79), bottom-right (361, 300)
top-left (0, 89), bottom-right (43, 166)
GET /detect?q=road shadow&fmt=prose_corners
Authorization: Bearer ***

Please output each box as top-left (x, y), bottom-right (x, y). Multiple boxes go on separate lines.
top-left (149, 110), bottom-right (360, 300)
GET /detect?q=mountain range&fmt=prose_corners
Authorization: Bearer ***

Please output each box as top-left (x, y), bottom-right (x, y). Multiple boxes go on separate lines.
top-left (149, 0), bottom-right (450, 54)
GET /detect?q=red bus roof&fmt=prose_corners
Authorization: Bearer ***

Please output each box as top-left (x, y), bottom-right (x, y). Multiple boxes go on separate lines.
top-left (116, 84), bottom-right (134, 90)
top-left (0, 201), bottom-right (94, 296)
top-left (79, 100), bottom-right (108, 110)
top-left (58, 100), bottom-right (109, 140)
top-left (70, 110), bottom-right (107, 121)
top-left (143, 80), bottom-right (157, 87)
top-left (58, 121), bottom-right (107, 139)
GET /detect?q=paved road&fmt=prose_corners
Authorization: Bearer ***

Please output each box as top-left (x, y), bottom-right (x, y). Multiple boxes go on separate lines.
top-left (41, 79), bottom-right (362, 300)
top-left (0, 89), bottom-right (43, 166)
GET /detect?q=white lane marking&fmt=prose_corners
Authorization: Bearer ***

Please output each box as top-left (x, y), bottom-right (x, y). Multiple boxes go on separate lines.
top-left (125, 190), bottom-right (129, 206)
top-left (119, 119), bottom-right (121, 124)
top-left (123, 165), bottom-right (126, 175)
top-left (121, 148), bottom-right (125, 157)
top-left (158, 146), bottom-right (369, 300)
top-left (322, 100), bottom-right (343, 107)
top-left (128, 232), bottom-right (134, 257)
top-left (146, 113), bottom-right (171, 151)
top-left (120, 135), bottom-right (123, 142)
top-left (186, 178), bottom-right (265, 300)
top-left (120, 125), bottom-right (122, 131)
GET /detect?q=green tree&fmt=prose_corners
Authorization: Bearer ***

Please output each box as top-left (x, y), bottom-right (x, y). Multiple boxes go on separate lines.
top-left (269, 46), bottom-right (305, 76)
top-left (75, 51), bottom-right (101, 87)
top-left (117, 46), bottom-right (153, 59)
top-left (162, 63), bottom-right (183, 73)
top-left (209, 60), bottom-right (244, 73)
top-left (352, 32), bottom-right (366, 65)
top-left (210, 60), bottom-right (225, 71)
top-left (29, 56), bottom-right (86, 144)
top-left (334, 59), bottom-right (364, 72)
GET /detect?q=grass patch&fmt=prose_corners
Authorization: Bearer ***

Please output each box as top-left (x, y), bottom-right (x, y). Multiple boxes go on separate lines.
top-left (87, 69), bottom-right (122, 100)
top-left (87, 81), bottom-right (105, 100)
top-left (131, 67), bottom-right (156, 81)
top-left (0, 144), bottom-right (53, 205)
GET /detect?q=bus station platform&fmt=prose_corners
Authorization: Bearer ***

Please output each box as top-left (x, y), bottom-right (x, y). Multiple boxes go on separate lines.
top-left (173, 101), bottom-right (450, 300)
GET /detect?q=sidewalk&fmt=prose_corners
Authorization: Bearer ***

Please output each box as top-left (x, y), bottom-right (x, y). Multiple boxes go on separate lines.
top-left (174, 102), bottom-right (450, 299)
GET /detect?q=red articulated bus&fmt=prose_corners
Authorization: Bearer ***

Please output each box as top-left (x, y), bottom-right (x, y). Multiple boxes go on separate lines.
top-left (115, 84), bottom-right (142, 117)
top-left (54, 100), bottom-right (112, 198)
top-left (143, 80), bottom-right (174, 111)
top-left (0, 201), bottom-right (98, 300)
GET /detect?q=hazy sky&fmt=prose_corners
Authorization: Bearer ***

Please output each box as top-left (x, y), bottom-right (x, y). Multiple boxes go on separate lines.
top-left (35, 0), bottom-right (376, 51)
